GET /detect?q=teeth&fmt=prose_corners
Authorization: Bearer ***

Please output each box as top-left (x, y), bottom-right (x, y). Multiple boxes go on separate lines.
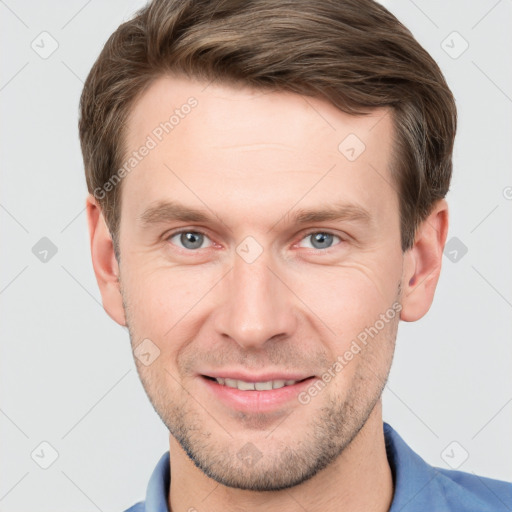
top-left (272, 380), bottom-right (286, 389)
top-left (238, 380), bottom-right (256, 391)
top-left (215, 377), bottom-right (299, 390)
top-left (255, 381), bottom-right (273, 391)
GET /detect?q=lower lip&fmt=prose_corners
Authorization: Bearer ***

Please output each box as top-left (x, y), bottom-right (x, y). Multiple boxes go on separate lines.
top-left (200, 376), bottom-right (316, 412)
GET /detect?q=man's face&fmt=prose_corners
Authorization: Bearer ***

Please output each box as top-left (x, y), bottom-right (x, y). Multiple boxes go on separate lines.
top-left (117, 75), bottom-right (404, 490)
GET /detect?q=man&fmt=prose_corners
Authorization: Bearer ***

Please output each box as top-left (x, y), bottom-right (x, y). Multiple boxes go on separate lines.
top-left (79, 0), bottom-right (512, 510)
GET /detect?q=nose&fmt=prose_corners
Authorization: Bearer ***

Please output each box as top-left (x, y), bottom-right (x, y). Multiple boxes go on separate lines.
top-left (213, 246), bottom-right (298, 350)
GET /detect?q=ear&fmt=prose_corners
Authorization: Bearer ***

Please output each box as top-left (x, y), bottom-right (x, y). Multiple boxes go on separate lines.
top-left (400, 199), bottom-right (449, 322)
top-left (86, 194), bottom-right (127, 326)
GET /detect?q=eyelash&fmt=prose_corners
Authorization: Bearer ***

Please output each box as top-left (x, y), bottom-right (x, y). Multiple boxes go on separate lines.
top-left (165, 229), bottom-right (345, 253)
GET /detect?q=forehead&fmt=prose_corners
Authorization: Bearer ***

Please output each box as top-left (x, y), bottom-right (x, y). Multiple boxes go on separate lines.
top-left (121, 74), bottom-right (398, 231)
top-left (125, 74), bottom-right (393, 152)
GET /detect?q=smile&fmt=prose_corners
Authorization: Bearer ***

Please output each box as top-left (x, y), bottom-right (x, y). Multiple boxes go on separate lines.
top-left (208, 377), bottom-right (307, 391)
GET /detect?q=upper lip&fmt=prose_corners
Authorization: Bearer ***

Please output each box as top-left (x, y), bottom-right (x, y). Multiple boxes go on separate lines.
top-left (200, 371), bottom-right (314, 382)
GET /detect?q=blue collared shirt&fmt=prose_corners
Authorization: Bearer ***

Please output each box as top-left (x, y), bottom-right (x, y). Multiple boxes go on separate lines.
top-left (124, 423), bottom-right (512, 511)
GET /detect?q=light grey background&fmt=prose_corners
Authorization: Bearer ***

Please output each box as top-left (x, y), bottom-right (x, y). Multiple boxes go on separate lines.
top-left (1, 0), bottom-right (511, 510)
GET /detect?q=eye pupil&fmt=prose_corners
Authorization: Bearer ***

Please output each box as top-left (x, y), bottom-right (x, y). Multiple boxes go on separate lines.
top-left (310, 232), bottom-right (333, 249)
top-left (180, 232), bottom-right (203, 250)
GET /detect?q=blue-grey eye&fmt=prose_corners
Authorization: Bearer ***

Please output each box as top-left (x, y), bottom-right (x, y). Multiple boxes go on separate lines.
top-left (169, 231), bottom-right (211, 250)
top-left (299, 232), bottom-right (341, 250)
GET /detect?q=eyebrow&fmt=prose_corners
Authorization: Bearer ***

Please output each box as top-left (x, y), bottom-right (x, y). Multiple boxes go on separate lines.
top-left (286, 203), bottom-right (371, 225)
top-left (138, 200), bottom-right (211, 226)
top-left (137, 199), bottom-right (372, 229)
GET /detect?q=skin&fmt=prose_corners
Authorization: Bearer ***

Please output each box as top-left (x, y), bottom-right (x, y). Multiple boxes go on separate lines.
top-left (86, 74), bottom-right (448, 512)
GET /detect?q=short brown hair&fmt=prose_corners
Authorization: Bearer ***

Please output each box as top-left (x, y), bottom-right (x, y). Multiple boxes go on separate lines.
top-left (79, 0), bottom-right (457, 256)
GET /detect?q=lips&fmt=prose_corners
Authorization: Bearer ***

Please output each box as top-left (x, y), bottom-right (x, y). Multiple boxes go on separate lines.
top-left (200, 373), bottom-right (317, 412)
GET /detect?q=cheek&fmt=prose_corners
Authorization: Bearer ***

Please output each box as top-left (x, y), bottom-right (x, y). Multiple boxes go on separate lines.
top-left (292, 263), bottom-right (397, 341)
top-left (123, 258), bottom-right (199, 319)
top-left (122, 263), bottom-right (217, 355)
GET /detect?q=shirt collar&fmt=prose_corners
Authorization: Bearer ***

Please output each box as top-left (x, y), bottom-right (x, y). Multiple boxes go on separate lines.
top-left (384, 422), bottom-right (442, 511)
top-left (144, 450), bottom-right (170, 512)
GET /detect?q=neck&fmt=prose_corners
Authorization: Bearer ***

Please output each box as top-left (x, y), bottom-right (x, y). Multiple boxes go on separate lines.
top-left (168, 402), bottom-right (393, 512)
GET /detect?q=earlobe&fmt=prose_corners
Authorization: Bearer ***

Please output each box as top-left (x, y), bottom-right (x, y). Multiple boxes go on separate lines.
top-left (86, 194), bottom-right (127, 326)
top-left (400, 199), bottom-right (449, 322)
